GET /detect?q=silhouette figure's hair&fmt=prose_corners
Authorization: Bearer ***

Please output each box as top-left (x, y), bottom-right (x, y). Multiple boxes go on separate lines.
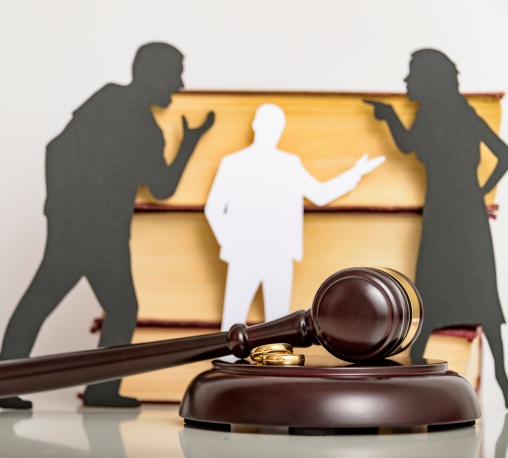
top-left (132, 42), bottom-right (184, 81)
top-left (130, 42), bottom-right (184, 107)
top-left (407, 49), bottom-right (460, 100)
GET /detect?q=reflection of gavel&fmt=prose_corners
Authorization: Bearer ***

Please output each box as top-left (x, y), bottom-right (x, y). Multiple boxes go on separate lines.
top-left (0, 267), bottom-right (422, 399)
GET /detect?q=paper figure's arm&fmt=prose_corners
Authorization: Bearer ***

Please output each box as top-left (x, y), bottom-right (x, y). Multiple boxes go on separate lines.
top-left (204, 159), bottom-right (230, 246)
top-left (364, 100), bottom-right (414, 154)
top-left (144, 112), bottom-right (215, 199)
top-left (479, 118), bottom-right (508, 195)
top-left (301, 154), bottom-right (385, 206)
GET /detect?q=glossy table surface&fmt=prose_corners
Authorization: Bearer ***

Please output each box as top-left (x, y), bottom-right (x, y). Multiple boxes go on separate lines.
top-left (1, 381), bottom-right (507, 458)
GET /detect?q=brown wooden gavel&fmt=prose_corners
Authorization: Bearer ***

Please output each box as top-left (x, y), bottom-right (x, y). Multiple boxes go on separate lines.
top-left (0, 267), bottom-right (422, 398)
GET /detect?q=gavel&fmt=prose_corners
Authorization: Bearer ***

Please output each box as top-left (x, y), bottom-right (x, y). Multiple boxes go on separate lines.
top-left (0, 267), bottom-right (422, 399)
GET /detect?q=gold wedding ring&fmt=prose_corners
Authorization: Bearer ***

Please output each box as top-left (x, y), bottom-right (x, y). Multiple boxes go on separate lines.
top-left (250, 343), bottom-right (294, 362)
top-left (250, 343), bottom-right (304, 366)
top-left (263, 352), bottom-right (305, 366)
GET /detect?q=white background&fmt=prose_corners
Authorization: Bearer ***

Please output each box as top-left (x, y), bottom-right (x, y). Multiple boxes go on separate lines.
top-left (1, 0), bottom-right (508, 422)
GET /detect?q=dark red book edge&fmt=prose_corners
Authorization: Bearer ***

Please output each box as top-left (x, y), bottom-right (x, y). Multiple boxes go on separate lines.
top-left (178, 89), bottom-right (504, 99)
top-left (432, 324), bottom-right (482, 343)
top-left (134, 204), bottom-right (499, 220)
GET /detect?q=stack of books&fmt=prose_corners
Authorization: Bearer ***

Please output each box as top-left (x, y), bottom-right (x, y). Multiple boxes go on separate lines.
top-left (94, 91), bottom-right (500, 402)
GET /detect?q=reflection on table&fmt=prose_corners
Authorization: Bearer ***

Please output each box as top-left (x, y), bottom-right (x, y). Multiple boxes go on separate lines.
top-left (0, 405), bottom-right (506, 457)
top-left (180, 422), bottom-right (481, 458)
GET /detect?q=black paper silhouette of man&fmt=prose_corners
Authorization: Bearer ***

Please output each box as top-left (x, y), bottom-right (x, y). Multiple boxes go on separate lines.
top-left (0, 43), bottom-right (214, 408)
top-left (366, 49), bottom-right (508, 406)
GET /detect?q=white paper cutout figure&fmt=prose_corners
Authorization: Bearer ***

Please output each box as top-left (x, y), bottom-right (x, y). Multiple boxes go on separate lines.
top-left (205, 104), bottom-right (385, 331)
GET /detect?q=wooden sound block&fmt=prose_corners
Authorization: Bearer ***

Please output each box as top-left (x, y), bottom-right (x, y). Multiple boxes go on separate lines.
top-left (180, 355), bottom-right (480, 435)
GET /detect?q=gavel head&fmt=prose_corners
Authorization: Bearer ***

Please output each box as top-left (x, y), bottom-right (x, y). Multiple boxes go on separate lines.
top-left (310, 267), bottom-right (423, 363)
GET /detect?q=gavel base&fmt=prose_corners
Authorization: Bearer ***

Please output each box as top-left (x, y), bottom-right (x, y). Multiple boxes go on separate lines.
top-left (179, 356), bottom-right (480, 435)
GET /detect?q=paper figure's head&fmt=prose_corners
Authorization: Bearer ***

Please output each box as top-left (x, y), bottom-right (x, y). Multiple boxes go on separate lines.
top-left (132, 43), bottom-right (184, 107)
top-left (252, 104), bottom-right (286, 146)
top-left (405, 49), bottom-right (459, 102)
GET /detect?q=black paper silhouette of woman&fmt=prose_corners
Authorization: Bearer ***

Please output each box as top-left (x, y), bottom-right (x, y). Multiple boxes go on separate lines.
top-left (366, 49), bottom-right (508, 406)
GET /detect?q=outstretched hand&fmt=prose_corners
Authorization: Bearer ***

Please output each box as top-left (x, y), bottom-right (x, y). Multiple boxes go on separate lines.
top-left (354, 153), bottom-right (386, 175)
top-left (363, 100), bottom-right (395, 121)
top-left (182, 111), bottom-right (215, 138)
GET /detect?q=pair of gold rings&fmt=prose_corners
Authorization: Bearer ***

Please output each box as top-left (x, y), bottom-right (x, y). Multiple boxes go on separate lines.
top-left (250, 343), bottom-right (305, 366)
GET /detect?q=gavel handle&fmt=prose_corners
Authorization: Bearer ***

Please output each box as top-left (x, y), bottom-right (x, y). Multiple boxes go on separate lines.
top-left (0, 310), bottom-right (315, 398)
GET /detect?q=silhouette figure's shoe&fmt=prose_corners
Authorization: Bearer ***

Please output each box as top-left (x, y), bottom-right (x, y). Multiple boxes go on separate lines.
top-left (83, 378), bottom-right (140, 408)
top-left (82, 392), bottom-right (140, 408)
top-left (0, 396), bottom-right (32, 409)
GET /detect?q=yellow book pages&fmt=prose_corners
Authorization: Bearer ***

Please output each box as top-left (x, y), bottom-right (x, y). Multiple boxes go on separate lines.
top-left (423, 333), bottom-right (481, 389)
top-left (131, 211), bottom-right (421, 322)
top-left (399, 331), bottom-right (481, 389)
top-left (424, 334), bottom-right (470, 374)
top-left (136, 92), bottom-right (501, 207)
top-left (464, 333), bottom-right (482, 389)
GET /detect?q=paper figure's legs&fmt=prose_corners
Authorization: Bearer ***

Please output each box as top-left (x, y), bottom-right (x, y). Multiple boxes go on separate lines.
top-left (83, 245), bottom-right (139, 407)
top-left (262, 259), bottom-right (294, 322)
top-left (221, 261), bottom-right (261, 331)
top-left (483, 323), bottom-right (508, 408)
top-left (0, 232), bottom-right (81, 409)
